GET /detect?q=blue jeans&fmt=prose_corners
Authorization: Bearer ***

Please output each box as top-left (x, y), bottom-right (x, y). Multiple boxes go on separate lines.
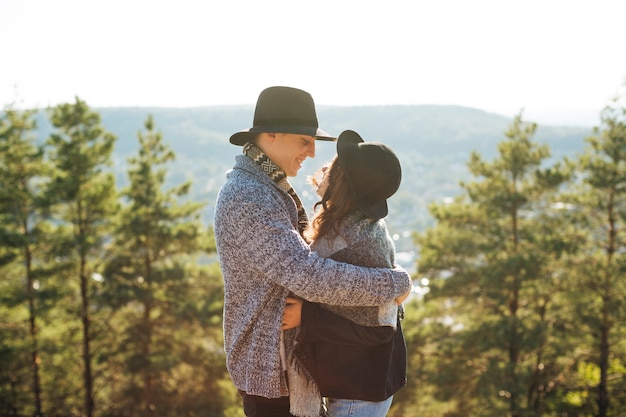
top-left (327, 396), bottom-right (393, 417)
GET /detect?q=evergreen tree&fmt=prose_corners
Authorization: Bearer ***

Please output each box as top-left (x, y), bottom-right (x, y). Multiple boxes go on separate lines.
top-left (101, 115), bottom-right (224, 416)
top-left (46, 97), bottom-right (117, 417)
top-left (416, 112), bottom-right (572, 417)
top-left (561, 98), bottom-right (626, 417)
top-left (0, 107), bottom-right (51, 417)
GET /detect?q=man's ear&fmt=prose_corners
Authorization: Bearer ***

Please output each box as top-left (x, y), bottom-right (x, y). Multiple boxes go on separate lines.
top-left (266, 133), bottom-right (282, 149)
top-left (258, 132), bottom-right (276, 144)
top-left (255, 132), bottom-right (275, 154)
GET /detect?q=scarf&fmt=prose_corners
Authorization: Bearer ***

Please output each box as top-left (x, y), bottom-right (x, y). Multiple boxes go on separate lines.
top-left (243, 142), bottom-right (309, 240)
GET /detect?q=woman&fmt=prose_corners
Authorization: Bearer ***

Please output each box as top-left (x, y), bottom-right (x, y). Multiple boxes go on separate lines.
top-left (287, 130), bottom-right (407, 417)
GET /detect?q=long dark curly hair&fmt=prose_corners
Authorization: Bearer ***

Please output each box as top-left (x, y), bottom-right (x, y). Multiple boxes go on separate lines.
top-left (304, 157), bottom-right (358, 242)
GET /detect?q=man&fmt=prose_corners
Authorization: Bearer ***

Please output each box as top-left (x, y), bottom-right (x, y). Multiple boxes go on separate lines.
top-left (213, 86), bottom-right (411, 417)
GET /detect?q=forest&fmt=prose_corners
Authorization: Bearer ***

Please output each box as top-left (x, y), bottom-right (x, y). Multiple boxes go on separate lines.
top-left (1, 94), bottom-right (625, 417)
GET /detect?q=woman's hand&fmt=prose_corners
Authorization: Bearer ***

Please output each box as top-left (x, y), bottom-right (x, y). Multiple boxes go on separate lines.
top-left (395, 286), bottom-right (412, 305)
top-left (282, 297), bottom-right (303, 330)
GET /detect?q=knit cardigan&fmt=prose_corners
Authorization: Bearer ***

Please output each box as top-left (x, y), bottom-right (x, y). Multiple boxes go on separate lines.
top-left (213, 155), bottom-right (411, 399)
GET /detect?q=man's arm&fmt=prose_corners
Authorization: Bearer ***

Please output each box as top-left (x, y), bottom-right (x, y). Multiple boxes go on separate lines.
top-left (217, 187), bottom-right (411, 306)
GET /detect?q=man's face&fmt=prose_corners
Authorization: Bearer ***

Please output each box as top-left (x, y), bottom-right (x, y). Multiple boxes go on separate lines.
top-left (262, 133), bottom-right (316, 177)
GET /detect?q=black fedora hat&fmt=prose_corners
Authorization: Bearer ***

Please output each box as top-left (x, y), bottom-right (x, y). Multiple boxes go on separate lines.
top-left (229, 86), bottom-right (335, 146)
top-left (337, 130), bottom-right (402, 220)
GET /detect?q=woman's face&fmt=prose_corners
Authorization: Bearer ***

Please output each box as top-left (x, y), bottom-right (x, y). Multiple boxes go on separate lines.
top-left (311, 162), bottom-right (332, 197)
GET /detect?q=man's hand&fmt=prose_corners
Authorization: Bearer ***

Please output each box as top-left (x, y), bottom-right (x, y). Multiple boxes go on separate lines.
top-left (282, 297), bottom-right (303, 330)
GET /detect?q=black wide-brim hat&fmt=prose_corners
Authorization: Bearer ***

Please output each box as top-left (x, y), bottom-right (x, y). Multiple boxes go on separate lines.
top-left (337, 130), bottom-right (402, 220)
top-left (230, 86), bottom-right (336, 146)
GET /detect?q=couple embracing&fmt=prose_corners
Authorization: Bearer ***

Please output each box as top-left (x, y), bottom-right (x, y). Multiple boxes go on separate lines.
top-left (214, 86), bottom-right (410, 417)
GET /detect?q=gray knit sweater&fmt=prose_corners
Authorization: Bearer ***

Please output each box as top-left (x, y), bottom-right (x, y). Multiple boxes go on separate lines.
top-left (213, 155), bottom-right (411, 399)
top-left (311, 210), bottom-right (399, 328)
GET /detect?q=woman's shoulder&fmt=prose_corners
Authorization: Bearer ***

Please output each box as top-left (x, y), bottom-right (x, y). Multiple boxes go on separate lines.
top-left (340, 211), bottom-right (388, 242)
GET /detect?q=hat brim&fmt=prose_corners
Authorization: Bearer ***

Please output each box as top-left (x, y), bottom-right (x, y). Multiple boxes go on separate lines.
top-left (230, 127), bottom-right (335, 146)
top-left (360, 200), bottom-right (389, 220)
top-left (336, 129), bottom-right (364, 158)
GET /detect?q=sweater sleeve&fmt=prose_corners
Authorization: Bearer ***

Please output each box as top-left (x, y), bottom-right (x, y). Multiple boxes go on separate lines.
top-left (214, 181), bottom-right (411, 306)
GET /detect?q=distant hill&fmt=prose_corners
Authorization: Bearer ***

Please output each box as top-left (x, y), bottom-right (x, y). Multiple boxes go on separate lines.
top-left (31, 104), bottom-right (593, 254)
top-left (80, 104), bottom-right (591, 158)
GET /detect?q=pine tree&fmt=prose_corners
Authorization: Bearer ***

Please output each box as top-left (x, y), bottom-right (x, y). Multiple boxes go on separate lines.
top-left (416, 112), bottom-right (572, 416)
top-left (101, 115), bottom-right (220, 416)
top-left (562, 98), bottom-right (626, 417)
top-left (0, 107), bottom-right (50, 417)
top-left (46, 97), bottom-right (117, 417)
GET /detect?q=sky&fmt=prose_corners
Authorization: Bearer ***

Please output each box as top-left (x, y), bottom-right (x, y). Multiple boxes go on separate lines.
top-left (2, 0), bottom-right (626, 127)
